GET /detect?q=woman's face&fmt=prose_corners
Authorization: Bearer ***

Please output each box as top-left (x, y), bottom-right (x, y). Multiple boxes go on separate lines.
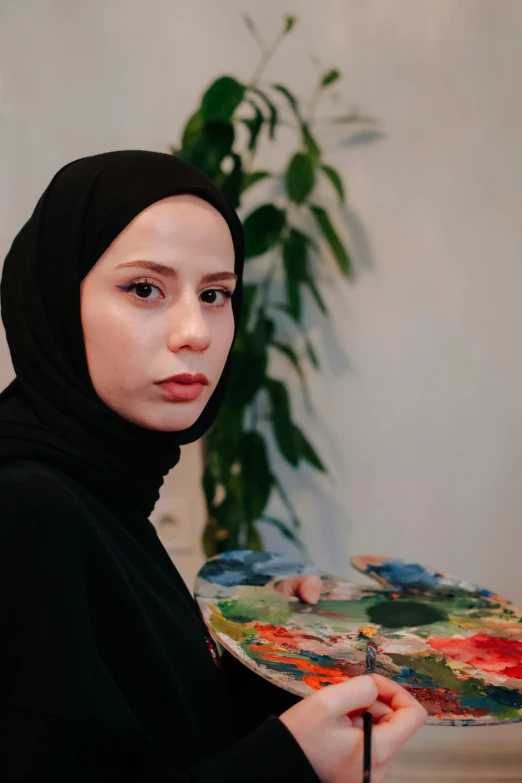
top-left (80, 194), bottom-right (237, 432)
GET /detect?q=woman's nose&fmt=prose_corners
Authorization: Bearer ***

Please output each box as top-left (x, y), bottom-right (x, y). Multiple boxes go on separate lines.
top-left (166, 293), bottom-right (211, 353)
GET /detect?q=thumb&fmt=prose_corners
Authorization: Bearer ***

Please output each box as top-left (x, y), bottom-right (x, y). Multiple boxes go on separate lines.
top-left (317, 675), bottom-right (378, 718)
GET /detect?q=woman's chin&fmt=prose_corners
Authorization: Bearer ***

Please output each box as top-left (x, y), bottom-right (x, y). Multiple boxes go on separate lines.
top-left (133, 403), bottom-right (204, 432)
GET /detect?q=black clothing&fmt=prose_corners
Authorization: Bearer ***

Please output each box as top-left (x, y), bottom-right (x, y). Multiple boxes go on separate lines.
top-left (0, 458), bottom-right (320, 782)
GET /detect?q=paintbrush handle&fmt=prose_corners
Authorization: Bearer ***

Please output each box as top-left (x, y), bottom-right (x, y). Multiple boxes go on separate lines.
top-left (362, 640), bottom-right (377, 782)
top-left (362, 710), bottom-right (373, 782)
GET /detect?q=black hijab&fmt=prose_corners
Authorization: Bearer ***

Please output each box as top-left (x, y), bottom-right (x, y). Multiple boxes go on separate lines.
top-left (0, 150), bottom-right (244, 517)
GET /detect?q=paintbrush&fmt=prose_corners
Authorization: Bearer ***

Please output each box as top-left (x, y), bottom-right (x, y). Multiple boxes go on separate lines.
top-left (362, 639), bottom-right (377, 783)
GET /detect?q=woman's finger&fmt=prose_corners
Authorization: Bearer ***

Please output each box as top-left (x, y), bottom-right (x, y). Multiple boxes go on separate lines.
top-left (371, 673), bottom-right (424, 710)
top-left (367, 674), bottom-right (428, 765)
top-left (274, 575), bottom-right (322, 604)
top-left (345, 697), bottom-right (393, 725)
top-left (316, 675), bottom-right (378, 718)
top-left (373, 699), bottom-right (428, 760)
top-left (298, 574), bottom-right (322, 603)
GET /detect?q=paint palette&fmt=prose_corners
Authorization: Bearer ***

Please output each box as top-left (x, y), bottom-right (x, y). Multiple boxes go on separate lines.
top-left (195, 551), bottom-right (522, 726)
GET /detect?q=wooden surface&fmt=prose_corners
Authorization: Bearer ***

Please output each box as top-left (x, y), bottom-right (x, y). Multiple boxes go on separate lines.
top-left (388, 745), bottom-right (522, 782)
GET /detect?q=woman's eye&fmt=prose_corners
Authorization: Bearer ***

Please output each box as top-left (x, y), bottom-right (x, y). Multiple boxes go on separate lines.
top-left (200, 288), bottom-right (233, 307)
top-left (118, 279), bottom-right (163, 301)
top-left (118, 281), bottom-right (233, 307)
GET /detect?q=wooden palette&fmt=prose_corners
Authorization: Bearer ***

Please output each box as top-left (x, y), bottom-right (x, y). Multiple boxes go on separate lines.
top-left (195, 551), bottom-right (522, 726)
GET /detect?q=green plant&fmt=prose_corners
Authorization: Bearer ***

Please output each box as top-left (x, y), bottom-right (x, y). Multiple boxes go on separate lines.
top-left (170, 15), bottom-right (378, 557)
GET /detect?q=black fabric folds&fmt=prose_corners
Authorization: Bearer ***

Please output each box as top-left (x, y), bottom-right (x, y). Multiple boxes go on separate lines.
top-left (0, 150), bottom-right (244, 517)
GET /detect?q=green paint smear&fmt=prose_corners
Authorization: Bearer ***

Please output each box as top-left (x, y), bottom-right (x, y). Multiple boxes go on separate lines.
top-left (217, 586), bottom-right (291, 625)
top-left (414, 621), bottom-right (458, 638)
top-left (309, 599), bottom-right (370, 620)
top-left (210, 609), bottom-right (253, 642)
top-left (368, 600), bottom-right (448, 629)
top-left (390, 654), bottom-right (478, 695)
top-left (492, 706), bottom-right (522, 721)
top-left (426, 598), bottom-right (508, 629)
top-left (389, 652), bottom-right (503, 708)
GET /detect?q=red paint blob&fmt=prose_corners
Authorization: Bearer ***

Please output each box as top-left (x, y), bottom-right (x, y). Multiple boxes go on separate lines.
top-left (428, 633), bottom-right (522, 678)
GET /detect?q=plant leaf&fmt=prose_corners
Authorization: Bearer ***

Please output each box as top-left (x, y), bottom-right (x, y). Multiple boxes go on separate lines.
top-left (271, 341), bottom-right (306, 386)
top-left (265, 378), bottom-right (299, 466)
top-left (240, 431), bottom-right (273, 523)
top-left (310, 204), bottom-right (351, 275)
top-left (220, 152), bottom-right (242, 209)
top-left (301, 124), bottom-right (321, 166)
top-left (179, 121), bottom-right (234, 179)
top-left (284, 15), bottom-right (297, 32)
top-left (320, 164), bottom-right (345, 203)
top-left (225, 310), bottom-right (273, 408)
top-left (285, 276), bottom-right (301, 320)
top-left (242, 100), bottom-right (264, 152)
top-left (305, 336), bottom-right (319, 369)
top-left (304, 274), bottom-right (328, 315)
top-left (201, 76), bottom-right (245, 122)
top-left (181, 110), bottom-right (204, 148)
top-left (226, 344), bottom-right (266, 409)
top-left (240, 170), bottom-right (271, 194)
top-left (248, 87), bottom-right (278, 139)
top-left (250, 311), bottom-right (275, 353)
top-left (293, 423), bottom-right (326, 471)
top-left (283, 227), bottom-right (309, 280)
top-left (285, 152), bottom-right (315, 204)
top-left (321, 68), bottom-right (341, 87)
top-left (243, 204), bottom-right (286, 259)
top-left (273, 83), bottom-right (301, 117)
top-left (273, 84), bottom-right (321, 165)
top-left (282, 227), bottom-right (309, 319)
top-left (245, 525), bottom-right (263, 550)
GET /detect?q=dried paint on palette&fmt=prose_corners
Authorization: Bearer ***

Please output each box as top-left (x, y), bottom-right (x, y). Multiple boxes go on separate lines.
top-left (194, 551), bottom-right (522, 727)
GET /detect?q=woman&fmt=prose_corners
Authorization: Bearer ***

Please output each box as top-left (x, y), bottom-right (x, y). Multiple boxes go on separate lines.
top-left (0, 150), bottom-right (427, 782)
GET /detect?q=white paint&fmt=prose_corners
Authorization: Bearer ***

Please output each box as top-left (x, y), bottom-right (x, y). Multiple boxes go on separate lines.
top-left (1, 0), bottom-right (522, 748)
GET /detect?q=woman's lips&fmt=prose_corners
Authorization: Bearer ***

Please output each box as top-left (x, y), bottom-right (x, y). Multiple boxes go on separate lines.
top-left (155, 373), bottom-right (209, 402)
top-left (157, 382), bottom-right (204, 402)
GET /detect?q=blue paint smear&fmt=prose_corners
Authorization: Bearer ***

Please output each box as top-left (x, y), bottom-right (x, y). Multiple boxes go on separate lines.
top-left (485, 684), bottom-right (522, 709)
top-left (299, 649), bottom-right (338, 664)
top-left (256, 661), bottom-right (304, 676)
top-left (367, 560), bottom-right (441, 588)
top-left (201, 550), bottom-right (315, 586)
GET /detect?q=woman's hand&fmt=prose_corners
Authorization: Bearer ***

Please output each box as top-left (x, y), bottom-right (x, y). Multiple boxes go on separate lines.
top-left (273, 574), bottom-right (323, 604)
top-left (279, 673), bottom-right (428, 783)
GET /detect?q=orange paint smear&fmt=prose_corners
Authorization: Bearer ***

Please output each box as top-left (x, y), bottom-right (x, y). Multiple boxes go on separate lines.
top-left (255, 623), bottom-right (322, 650)
top-left (247, 637), bottom-right (349, 691)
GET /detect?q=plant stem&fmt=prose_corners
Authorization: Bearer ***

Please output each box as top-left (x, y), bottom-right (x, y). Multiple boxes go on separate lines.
top-left (307, 79), bottom-right (323, 125)
top-left (249, 25), bottom-right (289, 87)
top-left (241, 13), bottom-right (266, 53)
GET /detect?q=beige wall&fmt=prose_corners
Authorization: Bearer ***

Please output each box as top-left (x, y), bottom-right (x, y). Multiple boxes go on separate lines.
top-left (1, 0), bottom-right (521, 753)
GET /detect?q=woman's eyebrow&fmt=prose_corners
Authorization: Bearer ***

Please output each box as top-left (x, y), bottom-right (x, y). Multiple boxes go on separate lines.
top-left (114, 260), bottom-right (237, 284)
